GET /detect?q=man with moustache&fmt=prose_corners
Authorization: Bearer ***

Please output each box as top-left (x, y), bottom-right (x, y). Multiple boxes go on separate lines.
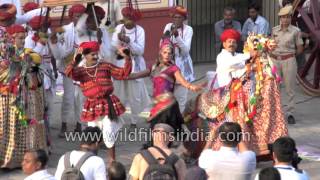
top-left (213, 29), bottom-right (255, 89)
top-left (111, 5), bottom-right (151, 128)
top-left (163, 5), bottom-right (194, 113)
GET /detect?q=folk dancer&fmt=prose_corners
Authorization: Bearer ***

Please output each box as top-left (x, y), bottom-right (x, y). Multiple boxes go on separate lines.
top-left (24, 15), bottom-right (57, 147)
top-left (196, 29), bottom-right (288, 155)
top-left (128, 34), bottom-right (203, 138)
top-left (0, 24), bottom-right (46, 168)
top-left (71, 6), bottom-right (112, 137)
top-left (65, 41), bottom-right (132, 164)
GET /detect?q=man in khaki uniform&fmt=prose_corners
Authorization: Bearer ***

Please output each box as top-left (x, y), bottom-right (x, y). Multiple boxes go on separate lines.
top-left (271, 5), bottom-right (304, 124)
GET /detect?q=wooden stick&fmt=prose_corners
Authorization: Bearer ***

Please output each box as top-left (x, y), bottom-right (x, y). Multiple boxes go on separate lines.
top-left (90, 4), bottom-right (99, 29)
top-left (60, 5), bottom-right (67, 26)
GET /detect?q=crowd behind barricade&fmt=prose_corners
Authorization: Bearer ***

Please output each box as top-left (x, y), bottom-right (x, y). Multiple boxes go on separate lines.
top-left (0, 0), bottom-right (313, 179)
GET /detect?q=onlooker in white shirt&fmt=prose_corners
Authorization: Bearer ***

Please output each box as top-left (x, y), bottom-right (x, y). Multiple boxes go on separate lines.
top-left (55, 127), bottom-right (107, 180)
top-left (22, 149), bottom-right (56, 180)
top-left (255, 137), bottom-right (310, 180)
top-left (242, 2), bottom-right (270, 40)
top-left (108, 161), bottom-right (126, 180)
top-left (256, 167), bottom-right (281, 180)
top-left (199, 122), bottom-right (256, 180)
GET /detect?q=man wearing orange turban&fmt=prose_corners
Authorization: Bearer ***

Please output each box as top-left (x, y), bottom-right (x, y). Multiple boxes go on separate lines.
top-left (162, 5), bottom-right (194, 112)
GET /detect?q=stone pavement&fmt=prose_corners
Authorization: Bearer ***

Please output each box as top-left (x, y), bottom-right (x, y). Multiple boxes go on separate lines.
top-left (1, 63), bottom-right (320, 179)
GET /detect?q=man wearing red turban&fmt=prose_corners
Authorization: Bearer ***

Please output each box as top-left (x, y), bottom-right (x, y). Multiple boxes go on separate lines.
top-left (28, 15), bottom-right (51, 31)
top-left (71, 4), bottom-right (114, 138)
top-left (65, 42), bottom-right (132, 164)
top-left (25, 15), bottom-right (56, 147)
top-left (6, 24), bottom-right (24, 34)
top-left (68, 4), bottom-right (86, 23)
top-left (213, 29), bottom-right (255, 88)
top-left (0, 22), bottom-right (47, 169)
top-left (23, 2), bottom-right (39, 13)
top-left (49, 4), bottom-right (87, 137)
top-left (162, 5), bottom-right (194, 112)
top-left (0, 3), bottom-right (17, 27)
top-left (111, 1), bottom-right (151, 128)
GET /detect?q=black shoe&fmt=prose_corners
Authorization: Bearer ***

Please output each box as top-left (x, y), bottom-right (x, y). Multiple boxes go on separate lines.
top-left (74, 122), bottom-right (82, 133)
top-left (100, 143), bottom-right (107, 150)
top-left (287, 115), bottom-right (296, 124)
top-left (58, 122), bottom-right (67, 138)
top-left (130, 123), bottom-right (137, 129)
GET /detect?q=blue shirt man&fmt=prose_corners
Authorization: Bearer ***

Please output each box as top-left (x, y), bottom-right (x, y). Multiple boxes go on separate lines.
top-left (242, 3), bottom-right (270, 40)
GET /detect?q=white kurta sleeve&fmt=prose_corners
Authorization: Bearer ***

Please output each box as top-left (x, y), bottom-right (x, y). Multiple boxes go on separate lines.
top-left (93, 158), bottom-right (107, 180)
top-left (217, 53), bottom-right (250, 73)
top-left (163, 23), bottom-right (172, 33)
top-left (175, 26), bottom-right (193, 57)
top-left (75, 14), bottom-right (88, 37)
top-left (111, 25), bottom-right (122, 49)
top-left (128, 27), bottom-right (145, 56)
top-left (99, 28), bottom-right (112, 59)
top-left (15, 8), bottom-right (46, 24)
top-left (54, 155), bottom-right (64, 180)
top-left (49, 42), bottom-right (62, 60)
top-left (24, 34), bottom-right (45, 54)
top-left (114, 0), bottom-right (123, 22)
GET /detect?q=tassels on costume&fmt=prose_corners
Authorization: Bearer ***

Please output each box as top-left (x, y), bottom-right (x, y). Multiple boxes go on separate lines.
top-left (106, 95), bottom-right (118, 121)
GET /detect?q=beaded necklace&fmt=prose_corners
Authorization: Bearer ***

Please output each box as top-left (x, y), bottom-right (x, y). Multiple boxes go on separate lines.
top-left (84, 62), bottom-right (99, 80)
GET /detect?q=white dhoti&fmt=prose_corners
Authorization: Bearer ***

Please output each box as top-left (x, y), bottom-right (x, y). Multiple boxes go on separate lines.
top-left (87, 116), bottom-right (124, 148)
top-left (174, 84), bottom-right (188, 113)
top-left (113, 79), bottom-right (151, 124)
top-left (61, 75), bottom-right (77, 123)
top-left (41, 62), bottom-right (55, 131)
top-left (74, 85), bottom-right (86, 123)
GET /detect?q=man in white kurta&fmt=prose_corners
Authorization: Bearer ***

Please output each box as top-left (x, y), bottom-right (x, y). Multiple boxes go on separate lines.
top-left (214, 29), bottom-right (251, 89)
top-left (163, 6), bottom-right (194, 113)
top-left (49, 4), bottom-right (86, 136)
top-left (111, 10), bottom-right (151, 127)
